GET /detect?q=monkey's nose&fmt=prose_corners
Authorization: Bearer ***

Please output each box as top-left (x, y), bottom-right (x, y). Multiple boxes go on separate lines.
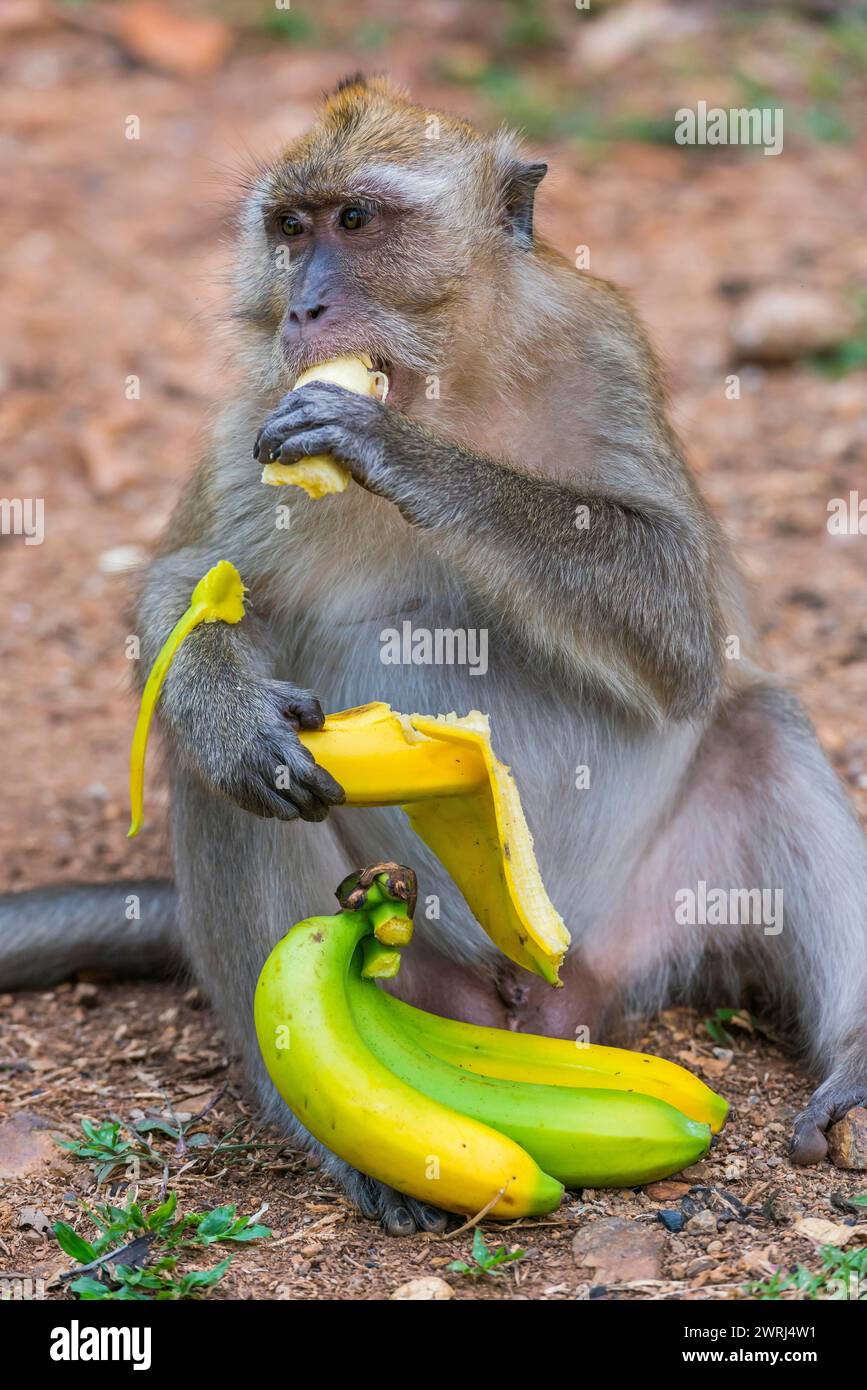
top-left (288, 301), bottom-right (329, 326)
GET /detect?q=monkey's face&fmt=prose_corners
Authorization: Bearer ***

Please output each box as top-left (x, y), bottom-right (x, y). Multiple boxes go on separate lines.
top-left (237, 82), bottom-right (544, 407)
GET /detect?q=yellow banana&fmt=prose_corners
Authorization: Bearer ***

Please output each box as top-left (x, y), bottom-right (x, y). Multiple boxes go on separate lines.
top-left (349, 969), bottom-right (711, 1187)
top-left (374, 991), bottom-right (729, 1133)
top-left (260, 354), bottom-right (388, 498)
top-left (300, 704), bottom-right (570, 984)
top-left (254, 902), bottom-right (564, 1219)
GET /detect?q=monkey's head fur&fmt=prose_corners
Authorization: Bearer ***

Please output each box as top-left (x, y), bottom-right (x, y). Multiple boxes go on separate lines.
top-left (236, 75), bottom-right (548, 403)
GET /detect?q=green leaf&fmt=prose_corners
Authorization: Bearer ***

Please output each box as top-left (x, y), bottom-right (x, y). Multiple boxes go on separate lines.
top-left (148, 1191), bottom-right (178, 1229)
top-left (69, 1276), bottom-right (111, 1299)
top-left (53, 1222), bottom-right (96, 1264)
top-left (195, 1205), bottom-right (236, 1243)
top-left (471, 1227), bottom-right (490, 1266)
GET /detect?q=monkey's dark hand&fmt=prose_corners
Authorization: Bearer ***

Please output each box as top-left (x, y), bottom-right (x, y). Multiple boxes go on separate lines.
top-left (212, 679), bottom-right (345, 823)
top-left (254, 381), bottom-right (401, 497)
top-left (162, 640), bottom-right (345, 822)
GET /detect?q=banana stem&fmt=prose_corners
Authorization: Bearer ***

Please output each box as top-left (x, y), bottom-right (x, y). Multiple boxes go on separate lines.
top-left (369, 896), bottom-right (413, 946)
top-left (360, 938), bottom-right (402, 980)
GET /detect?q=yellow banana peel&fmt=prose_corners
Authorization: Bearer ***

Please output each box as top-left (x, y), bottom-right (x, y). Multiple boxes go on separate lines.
top-left (299, 704), bottom-right (570, 984)
top-left (260, 353), bottom-right (388, 498)
top-left (128, 561), bottom-right (245, 838)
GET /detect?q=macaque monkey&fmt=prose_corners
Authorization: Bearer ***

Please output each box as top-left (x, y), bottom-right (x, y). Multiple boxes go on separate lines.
top-left (2, 76), bottom-right (865, 1234)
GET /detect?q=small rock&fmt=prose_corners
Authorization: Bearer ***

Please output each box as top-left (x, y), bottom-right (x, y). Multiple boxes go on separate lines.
top-left (658, 1210), bottom-right (684, 1233)
top-left (730, 288), bottom-right (858, 364)
top-left (390, 1277), bottom-right (454, 1301)
top-left (18, 1205), bottom-right (51, 1234)
top-left (71, 982), bottom-right (100, 1008)
top-left (645, 1180), bottom-right (690, 1201)
top-left (98, 545), bottom-right (147, 575)
top-left (680, 1162), bottom-right (710, 1181)
top-left (0, 1113), bottom-right (65, 1179)
top-left (684, 1209), bottom-right (718, 1236)
top-left (828, 1107), bottom-right (867, 1170)
top-left (572, 1217), bottom-right (665, 1284)
top-left (723, 1157), bottom-right (748, 1181)
top-left (794, 1217), bottom-right (858, 1246)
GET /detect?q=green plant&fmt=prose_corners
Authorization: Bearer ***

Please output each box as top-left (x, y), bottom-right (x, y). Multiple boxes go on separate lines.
top-left (55, 1118), bottom-right (162, 1183)
top-left (447, 1227), bottom-right (526, 1279)
top-left (703, 1007), bottom-right (758, 1046)
top-left (746, 1242), bottom-right (867, 1301)
top-left (54, 1192), bottom-right (271, 1301)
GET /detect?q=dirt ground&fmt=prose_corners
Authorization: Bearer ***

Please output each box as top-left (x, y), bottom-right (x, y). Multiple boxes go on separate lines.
top-left (1, 1), bottom-right (866, 1300)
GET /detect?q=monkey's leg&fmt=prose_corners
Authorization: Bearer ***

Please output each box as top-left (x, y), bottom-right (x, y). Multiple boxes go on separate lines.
top-left (172, 773), bottom-right (448, 1234)
top-left (590, 682), bottom-right (867, 1165)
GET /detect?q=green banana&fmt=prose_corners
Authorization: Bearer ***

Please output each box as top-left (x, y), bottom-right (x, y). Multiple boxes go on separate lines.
top-left (254, 895), bottom-right (564, 1219)
top-left (348, 967), bottom-right (711, 1188)
top-left (373, 991), bottom-right (729, 1133)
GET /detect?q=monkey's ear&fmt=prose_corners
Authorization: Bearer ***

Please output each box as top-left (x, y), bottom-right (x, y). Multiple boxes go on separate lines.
top-left (501, 161), bottom-right (547, 246)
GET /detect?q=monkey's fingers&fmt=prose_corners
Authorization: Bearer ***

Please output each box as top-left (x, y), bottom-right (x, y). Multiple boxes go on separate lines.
top-left (267, 682), bottom-right (326, 732)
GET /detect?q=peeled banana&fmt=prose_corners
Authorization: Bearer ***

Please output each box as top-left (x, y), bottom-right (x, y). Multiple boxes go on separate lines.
top-left (374, 991), bottom-right (729, 1133)
top-left (259, 353), bottom-right (388, 498)
top-left (254, 897), bottom-right (564, 1219)
top-left (299, 703), bottom-right (570, 984)
top-left (348, 969), bottom-right (712, 1188)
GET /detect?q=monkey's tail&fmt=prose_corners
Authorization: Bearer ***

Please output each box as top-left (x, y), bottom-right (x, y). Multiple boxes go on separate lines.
top-left (0, 880), bottom-right (179, 990)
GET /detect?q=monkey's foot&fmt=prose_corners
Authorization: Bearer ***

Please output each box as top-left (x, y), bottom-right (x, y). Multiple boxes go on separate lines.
top-left (789, 1079), bottom-right (867, 1165)
top-left (348, 1171), bottom-right (450, 1237)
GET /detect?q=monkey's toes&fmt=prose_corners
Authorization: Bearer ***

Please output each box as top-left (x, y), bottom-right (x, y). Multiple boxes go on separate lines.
top-left (789, 1113), bottom-right (829, 1166)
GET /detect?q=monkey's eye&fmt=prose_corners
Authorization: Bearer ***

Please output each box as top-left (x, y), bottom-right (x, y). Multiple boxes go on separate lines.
top-left (338, 206), bottom-right (372, 232)
top-left (279, 214), bottom-right (305, 238)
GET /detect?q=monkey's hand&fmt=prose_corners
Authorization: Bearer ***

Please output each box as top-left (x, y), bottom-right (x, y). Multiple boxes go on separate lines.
top-left (161, 639), bottom-right (344, 823)
top-left (209, 678), bottom-right (346, 823)
top-left (253, 381), bottom-right (398, 497)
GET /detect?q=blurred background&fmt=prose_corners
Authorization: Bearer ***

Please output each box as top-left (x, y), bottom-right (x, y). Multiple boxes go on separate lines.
top-left (1, 0), bottom-right (866, 893)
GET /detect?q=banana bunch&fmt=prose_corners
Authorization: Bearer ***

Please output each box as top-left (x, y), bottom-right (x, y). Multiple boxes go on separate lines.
top-left (255, 871), bottom-right (723, 1220)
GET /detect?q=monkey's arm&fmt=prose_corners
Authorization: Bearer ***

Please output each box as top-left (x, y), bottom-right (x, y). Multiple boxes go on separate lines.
top-left (134, 538), bottom-right (344, 821)
top-left (256, 385), bottom-right (725, 721)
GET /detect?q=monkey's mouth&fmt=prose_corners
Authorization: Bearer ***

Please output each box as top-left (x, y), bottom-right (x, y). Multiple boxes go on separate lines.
top-left (370, 354), bottom-right (407, 408)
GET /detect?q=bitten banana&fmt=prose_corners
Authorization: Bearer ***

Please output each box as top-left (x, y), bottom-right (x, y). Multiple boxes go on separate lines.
top-left (254, 902), bottom-right (564, 1219)
top-left (259, 353), bottom-right (388, 498)
top-left (299, 703), bottom-right (570, 984)
top-left (348, 969), bottom-right (712, 1188)
top-left (374, 991), bottom-right (729, 1133)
